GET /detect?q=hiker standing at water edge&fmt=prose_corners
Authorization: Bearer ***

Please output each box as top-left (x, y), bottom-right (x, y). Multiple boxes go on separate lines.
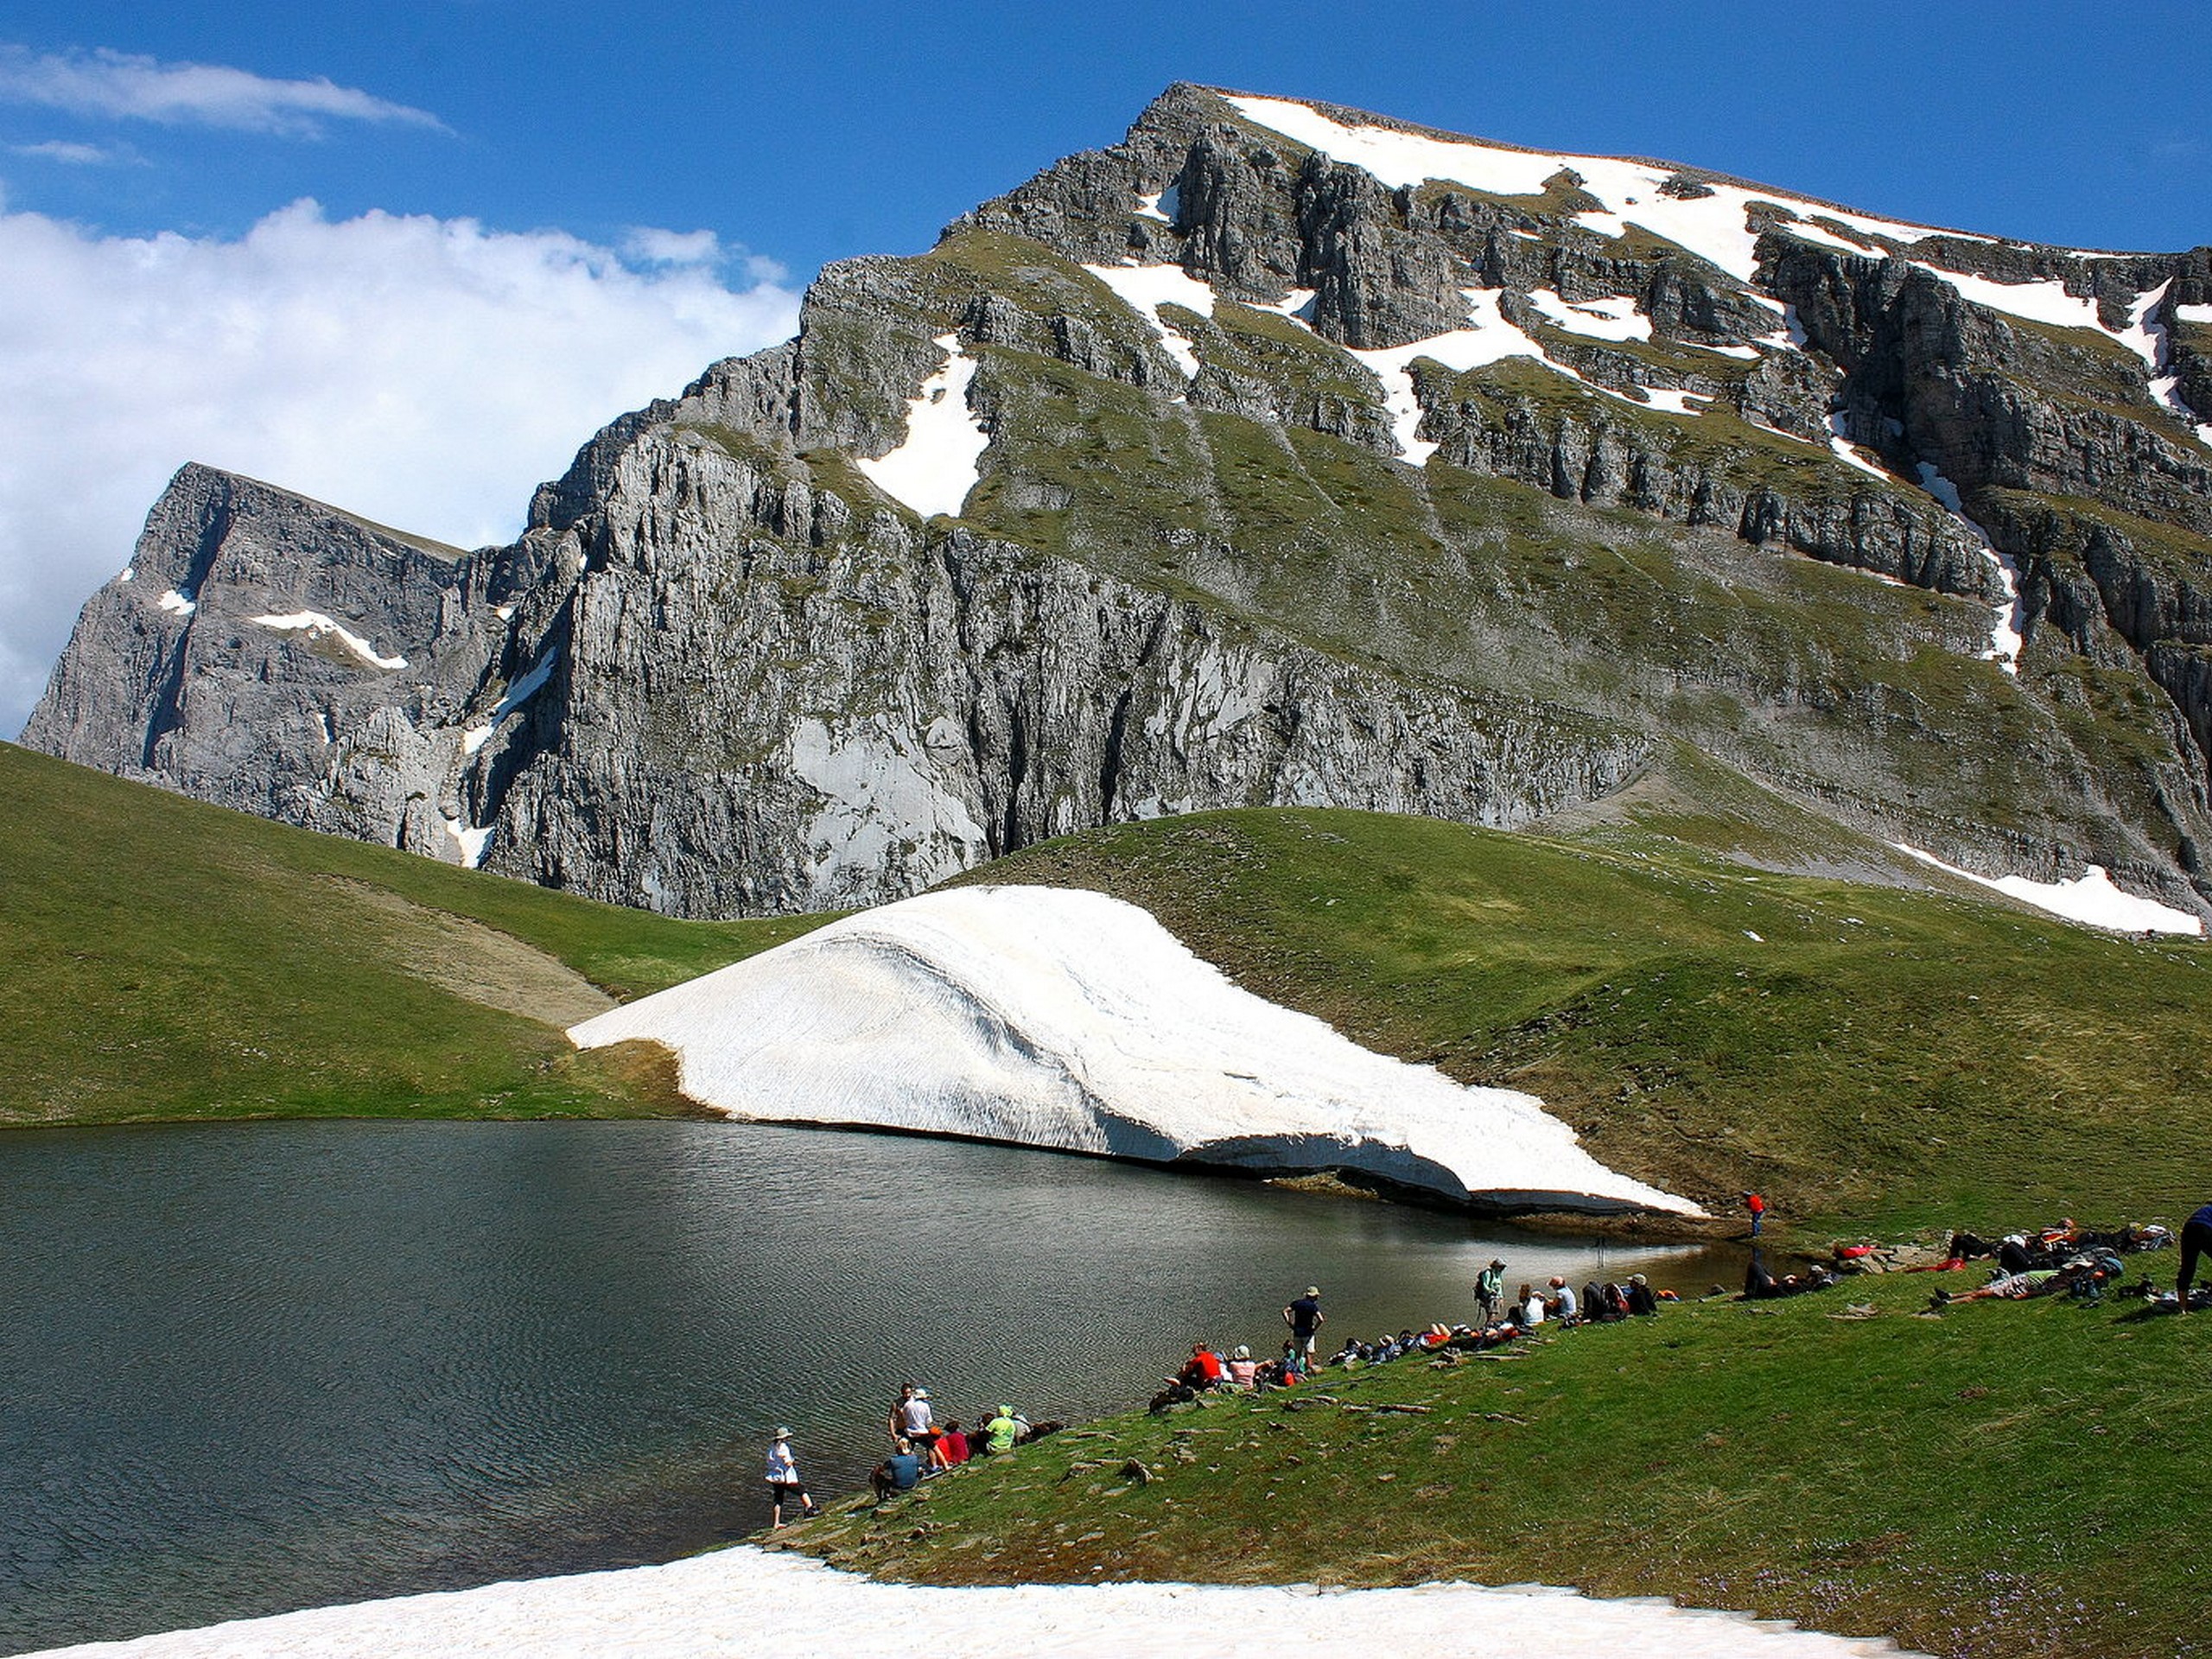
top-left (898, 1386), bottom-right (935, 1445)
top-left (1475, 1259), bottom-right (1505, 1325)
top-left (1284, 1286), bottom-right (1325, 1361)
top-left (1745, 1192), bottom-right (1768, 1237)
top-left (764, 1428), bottom-right (817, 1528)
top-left (2175, 1200), bottom-right (2212, 1313)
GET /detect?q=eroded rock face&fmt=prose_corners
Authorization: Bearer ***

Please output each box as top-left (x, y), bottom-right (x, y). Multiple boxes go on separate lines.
top-left (24, 85), bottom-right (2212, 921)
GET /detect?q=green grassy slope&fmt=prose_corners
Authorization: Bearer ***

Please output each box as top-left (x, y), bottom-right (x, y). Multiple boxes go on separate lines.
top-left (0, 743), bottom-right (810, 1126)
top-left (785, 1272), bottom-right (2207, 1659)
top-left (951, 803), bottom-right (2209, 1234)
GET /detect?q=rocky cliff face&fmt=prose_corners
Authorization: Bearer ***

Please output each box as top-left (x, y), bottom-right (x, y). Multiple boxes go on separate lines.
top-left (25, 85), bottom-right (2212, 922)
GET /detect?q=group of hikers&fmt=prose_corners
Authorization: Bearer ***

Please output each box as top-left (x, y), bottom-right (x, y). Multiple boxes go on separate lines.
top-left (761, 1384), bottom-right (1053, 1527)
top-left (1151, 1266), bottom-right (1685, 1412)
top-left (1910, 1213), bottom-right (2200, 1312)
top-left (761, 1199), bottom-right (2212, 1527)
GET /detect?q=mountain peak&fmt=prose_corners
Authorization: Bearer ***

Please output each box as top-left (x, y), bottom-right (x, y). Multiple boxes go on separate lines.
top-left (24, 87), bottom-right (2212, 927)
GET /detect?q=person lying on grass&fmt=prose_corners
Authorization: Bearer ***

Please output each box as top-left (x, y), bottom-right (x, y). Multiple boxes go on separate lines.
top-left (1928, 1252), bottom-right (2117, 1309)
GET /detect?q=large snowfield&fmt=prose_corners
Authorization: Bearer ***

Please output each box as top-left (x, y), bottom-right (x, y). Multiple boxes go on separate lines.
top-left (569, 884), bottom-right (1699, 1213)
top-left (14, 1546), bottom-right (1932, 1659)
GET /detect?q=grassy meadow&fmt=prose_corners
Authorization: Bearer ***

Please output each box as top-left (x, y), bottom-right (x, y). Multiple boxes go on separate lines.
top-left (0, 741), bottom-right (806, 1126)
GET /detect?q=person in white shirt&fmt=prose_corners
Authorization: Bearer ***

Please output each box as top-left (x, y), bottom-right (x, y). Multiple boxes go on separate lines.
top-left (899, 1387), bottom-right (935, 1444)
top-left (764, 1428), bottom-right (817, 1529)
top-left (1548, 1275), bottom-right (1578, 1323)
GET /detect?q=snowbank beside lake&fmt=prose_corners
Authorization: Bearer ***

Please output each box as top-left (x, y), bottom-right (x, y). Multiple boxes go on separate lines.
top-left (16, 1544), bottom-right (1931, 1659)
top-left (569, 885), bottom-right (1696, 1214)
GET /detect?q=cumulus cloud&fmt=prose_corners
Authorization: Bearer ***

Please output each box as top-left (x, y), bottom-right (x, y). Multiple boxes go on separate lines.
top-left (624, 226), bottom-right (721, 266)
top-left (0, 44), bottom-right (444, 137)
top-left (0, 199), bottom-right (802, 733)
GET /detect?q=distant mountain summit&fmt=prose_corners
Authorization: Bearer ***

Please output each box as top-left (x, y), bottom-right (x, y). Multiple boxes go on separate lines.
top-left (25, 85), bottom-right (2212, 923)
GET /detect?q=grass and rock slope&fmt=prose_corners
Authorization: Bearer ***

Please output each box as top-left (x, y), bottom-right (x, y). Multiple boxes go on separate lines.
top-left (0, 741), bottom-right (804, 1127)
top-left (782, 1273), bottom-right (2206, 1659)
top-left (951, 792), bottom-right (2209, 1236)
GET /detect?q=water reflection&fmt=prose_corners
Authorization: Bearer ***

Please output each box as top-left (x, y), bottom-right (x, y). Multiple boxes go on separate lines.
top-left (0, 1120), bottom-right (1725, 1653)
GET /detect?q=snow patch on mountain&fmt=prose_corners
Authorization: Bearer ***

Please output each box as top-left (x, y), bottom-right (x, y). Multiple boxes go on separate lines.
top-left (1224, 93), bottom-right (1989, 289)
top-left (1914, 463), bottom-right (2021, 673)
top-left (442, 814), bottom-right (492, 868)
top-left (855, 333), bottom-right (988, 518)
top-left (1895, 845), bottom-right (2202, 936)
top-left (2122, 283), bottom-right (2212, 448)
top-left (461, 646), bottom-right (559, 756)
top-left (568, 885), bottom-right (1700, 1213)
top-left (1526, 289), bottom-right (1651, 343)
top-left (248, 610), bottom-right (408, 671)
top-left (1084, 261), bottom-right (1216, 378)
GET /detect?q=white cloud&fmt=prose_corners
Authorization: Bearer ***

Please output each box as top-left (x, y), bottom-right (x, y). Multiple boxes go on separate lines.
top-left (0, 44), bottom-right (445, 137)
top-left (624, 226), bottom-right (721, 266)
top-left (10, 137), bottom-right (139, 164)
top-left (0, 198), bottom-right (802, 734)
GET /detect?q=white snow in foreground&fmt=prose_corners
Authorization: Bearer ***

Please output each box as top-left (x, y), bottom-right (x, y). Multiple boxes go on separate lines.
top-left (248, 610), bottom-right (408, 671)
top-left (460, 647), bottom-right (559, 756)
top-left (854, 334), bottom-right (988, 519)
top-left (1913, 463), bottom-right (2021, 675)
top-left (569, 885), bottom-right (1699, 1213)
top-left (11, 1545), bottom-right (1933, 1659)
top-left (1525, 289), bottom-right (1652, 343)
top-left (1224, 93), bottom-right (1985, 289)
top-left (156, 588), bottom-right (194, 616)
top-left (1895, 844), bottom-right (2203, 937)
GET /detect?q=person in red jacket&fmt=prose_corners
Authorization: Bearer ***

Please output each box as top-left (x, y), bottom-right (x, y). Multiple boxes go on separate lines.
top-left (1745, 1191), bottom-right (1768, 1237)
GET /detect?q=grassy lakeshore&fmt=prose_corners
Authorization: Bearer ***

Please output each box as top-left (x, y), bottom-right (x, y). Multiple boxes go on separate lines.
top-left (780, 1271), bottom-right (2208, 1659)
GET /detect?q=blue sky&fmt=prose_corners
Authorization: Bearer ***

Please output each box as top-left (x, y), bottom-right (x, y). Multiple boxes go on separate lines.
top-left (2, 0), bottom-right (2208, 729)
top-left (10, 1), bottom-right (2209, 268)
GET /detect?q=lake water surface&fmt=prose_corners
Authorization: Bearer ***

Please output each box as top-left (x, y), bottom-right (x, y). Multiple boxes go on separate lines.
top-left (0, 1120), bottom-right (1729, 1653)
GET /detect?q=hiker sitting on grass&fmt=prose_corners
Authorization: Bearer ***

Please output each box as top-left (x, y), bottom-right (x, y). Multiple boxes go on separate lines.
top-left (1547, 1276), bottom-right (1579, 1324)
top-left (1624, 1274), bottom-right (1660, 1316)
top-left (1174, 1344), bottom-right (1227, 1390)
top-left (928, 1421), bottom-right (970, 1472)
top-left (980, 1405), bottom-right (1029, 1454)
top-left (871, 1438), bottom-right (924, 1503)
top-left (1511, 1284), bottom-right (1547, 1328)
top-left (1226, 1344), bottom-right (1260, 1387)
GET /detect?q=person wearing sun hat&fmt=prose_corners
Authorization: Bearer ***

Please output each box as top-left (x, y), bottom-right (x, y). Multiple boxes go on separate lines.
top-left (1475, 1258), bottom-right (1505, 1326)
top-left (1283, 1284), bottom-right (1325, 1363)
top-left (764, 1427), bottom-right (817, 1529)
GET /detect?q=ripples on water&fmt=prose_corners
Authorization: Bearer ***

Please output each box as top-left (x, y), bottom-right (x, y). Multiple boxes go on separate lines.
top-left (0, 1120), bottom-right (1726, 1653)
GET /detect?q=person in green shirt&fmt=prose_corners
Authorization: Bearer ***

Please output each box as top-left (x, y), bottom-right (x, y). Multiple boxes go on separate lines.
top-left (1475, 1259), bottom-right (1505, 1326)
top-left (982, 1405), bottom-right (1028, 1453)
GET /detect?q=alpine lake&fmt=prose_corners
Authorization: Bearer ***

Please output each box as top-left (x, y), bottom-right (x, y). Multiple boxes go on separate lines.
top-left (0, 1118), bottom-right (1733, 1652)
